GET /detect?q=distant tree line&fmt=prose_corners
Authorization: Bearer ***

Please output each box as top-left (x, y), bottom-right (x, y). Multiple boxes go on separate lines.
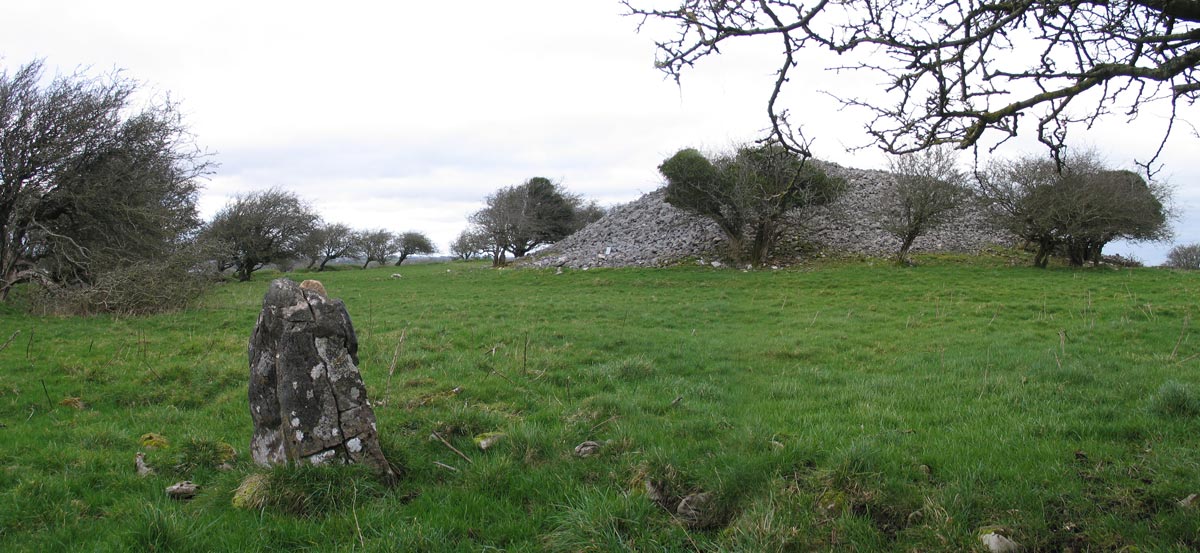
top-left (202, 188), bottom-right (439, 281)
top-left (1, 55), bottom-right (1183, 316)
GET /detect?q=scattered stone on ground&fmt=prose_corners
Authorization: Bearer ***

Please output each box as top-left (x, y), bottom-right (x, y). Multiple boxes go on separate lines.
top-left (390, 273), bottom-right (402, 279)
top-left (248, 278), bottom-right (396, 480)
top-left (135, 452), bottom-right (154, 477)
top-left (529, 161), bottom-right (1010, 269)
top-left (573, 441), bottom-right (601, 458)
top-left (675, 491), bottom-right (717, 528)
top-left (166, 481), bottom-right (198, 500)
top-left (1179, 493), bottom-right (1198, 508)
top-left (474, 432), bottom-right (506, 451)
top-left (979, 528), bottom-right (1021, 553)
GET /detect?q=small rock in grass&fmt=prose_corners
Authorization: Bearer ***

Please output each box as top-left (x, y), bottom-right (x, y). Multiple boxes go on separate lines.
top-left (573, 441), bottom-right (601, 458)
top-left (166, 481), bottom-right (198, 500)
top-left (474, 432), bottom-right (506, 451)
top-left (979, 530), bottom-right (1020, 553)
top-left (390, 273), bottom-right (402, 279)
top-left (1179, 493), bottom-right (1198, 508)
top-left (676, 492), bottom-right (717, 528)
top-left (135, 452), bottom-right (154, 477)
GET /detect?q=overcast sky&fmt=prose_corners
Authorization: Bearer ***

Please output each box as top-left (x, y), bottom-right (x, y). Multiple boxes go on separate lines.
top-left (3, 1), bottom-right (1196, 264)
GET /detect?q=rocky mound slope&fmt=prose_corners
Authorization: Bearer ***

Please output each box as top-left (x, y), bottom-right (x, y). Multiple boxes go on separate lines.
top-left (530, 162), bottom-right (1011, 269)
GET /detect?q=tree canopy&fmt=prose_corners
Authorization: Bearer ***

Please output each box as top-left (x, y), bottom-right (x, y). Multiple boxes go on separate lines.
top-left (977, 151), bottom-right (1170, 267)
top-left (297, 222), bottom-right (358, 271)
top-left (470, 177), bottom-right (586, 265)
top-left (355, 229), bottom-right (397, 269)
top-left (203, 188), bottom-right (319, 281)
top-left (393, 231), bottom-right (436, 265)
top-left (624, 1), bottom-right (1200, 162)
top-left (0, 59), bottom-right (209, 299)
top-left (659, 141), bottom-right (843, 266)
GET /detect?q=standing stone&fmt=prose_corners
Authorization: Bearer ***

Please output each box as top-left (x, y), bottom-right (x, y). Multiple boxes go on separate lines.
top-left (248, 278), bottom-right (396, 480)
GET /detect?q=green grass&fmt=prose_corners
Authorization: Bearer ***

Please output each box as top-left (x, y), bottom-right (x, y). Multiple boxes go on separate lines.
top-left (2, 256), bottom-right (1199, 551)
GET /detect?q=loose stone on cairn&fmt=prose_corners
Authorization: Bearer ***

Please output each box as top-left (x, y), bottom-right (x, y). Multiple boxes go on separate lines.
top-left (248, 278), bottom-right (396, 480)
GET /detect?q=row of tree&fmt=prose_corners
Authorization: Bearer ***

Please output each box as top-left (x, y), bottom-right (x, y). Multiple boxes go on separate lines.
top-left (203, 188), bottom-right (437, 281)
top-left (0, 58), bottom-right (606, 313)
top-left (658, 142), bottom-right (1170, 267)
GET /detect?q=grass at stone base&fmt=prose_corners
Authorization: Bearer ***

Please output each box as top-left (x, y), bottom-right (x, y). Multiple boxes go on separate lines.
top-left (1, 256), bottom-right (1199, 551)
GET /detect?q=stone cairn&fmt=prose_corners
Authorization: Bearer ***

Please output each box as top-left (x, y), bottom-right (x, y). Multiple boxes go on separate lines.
top-left (529, 161), bottom-right (1011, 269)
top-left (248, 278), bottom-right (396, 480)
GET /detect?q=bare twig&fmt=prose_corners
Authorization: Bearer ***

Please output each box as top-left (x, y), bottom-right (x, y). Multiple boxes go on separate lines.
top-left (0, 330), bottom-right (20, 353)
top-left (1170, 315), bottom-right (1190, 360)
top-left (589, 415), bottom-right (620, 434)
top-left (385, 328), bottom-right (408, 403)
top-left (40, 379), bottom-right (52, 410)
top-left (433, 461), bottom-right (460, 472)
top-left (522, 332), bottom-right (530, 376)
top-left (430, 431), bottom-right (473, 465)
top-left (351, 483), bottom-right (365, 548)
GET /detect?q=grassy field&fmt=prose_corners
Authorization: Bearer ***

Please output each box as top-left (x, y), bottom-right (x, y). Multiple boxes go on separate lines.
top-left (1, 256), bottom-right (1199, 551)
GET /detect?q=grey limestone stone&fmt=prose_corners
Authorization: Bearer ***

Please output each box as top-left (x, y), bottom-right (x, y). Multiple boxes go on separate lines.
top-left (248, 278), bottom-right (396, 480)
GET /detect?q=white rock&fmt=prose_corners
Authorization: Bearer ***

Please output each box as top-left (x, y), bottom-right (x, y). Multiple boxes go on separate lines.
top-left (166, 481), bottom-right (198, 500)
top-left (573, 441), bottom-right (601, 457)
top-left (980, 532), bottom-right (1020, 553)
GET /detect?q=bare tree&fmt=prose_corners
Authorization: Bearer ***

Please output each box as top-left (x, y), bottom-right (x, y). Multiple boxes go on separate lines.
top-left (393, 231), bottom-right (436, 265)
top-left (624, 1), bottom-right (1200, 164)
top-left (0, 59), bottom-right (210, 299)
top-left (877, 147), bottom-right (971, 264)
top-left (355, 229), bottom-right (397, 269)
top-left (1166, 243), bottom-right (1200, 269)
top-left (449, 229), bottom-right (488, 261)
top-left (659, 141), bottom-right (843, 266)
top-left (298, 222), bottom-right (357, 271)
top-left (203, 188), bottom-right (319, 281)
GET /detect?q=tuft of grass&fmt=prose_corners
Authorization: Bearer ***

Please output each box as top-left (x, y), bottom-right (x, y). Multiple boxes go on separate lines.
top-left (171, 438), bottom-right (237, 475)
top-left (1150, 380), bottom-right (1200, 418)
top-left (259, 464), bottom-right (388, 518)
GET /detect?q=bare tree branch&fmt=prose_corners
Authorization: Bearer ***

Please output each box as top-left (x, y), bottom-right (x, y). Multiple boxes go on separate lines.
top-left (624, 1), bottom-right (1200, 164)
